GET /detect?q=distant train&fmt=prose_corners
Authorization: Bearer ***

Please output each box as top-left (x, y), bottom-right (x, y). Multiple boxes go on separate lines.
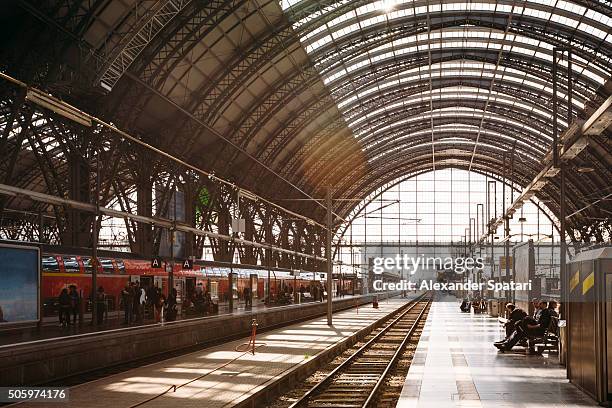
top-left (40, 250), bottom-right (360, 316)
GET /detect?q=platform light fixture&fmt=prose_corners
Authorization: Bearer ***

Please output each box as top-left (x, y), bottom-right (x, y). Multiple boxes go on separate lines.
top-left (518, 216), bottom-right (527, 223)
top-left (577, 165), bottom-right (595, 173)
top-left (26, 89), bottom-right (92, 127)
top-left (239, 189), bottom-right (258, 201)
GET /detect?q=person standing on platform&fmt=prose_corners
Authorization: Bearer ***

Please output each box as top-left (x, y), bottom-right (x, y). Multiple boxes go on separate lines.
top-left (68, 285), bottom-right (79, 325)
top-left (95, 286), bottom-right (106, 325)
top-left (58, 288), bottom-right (70, 327)
top-left (154, 287), bottom-right (164, 323)
top-left (133, 281), bottom-right (142, 323)
top-left (121, 284), bottom-right (133, 325)
top-left (139, 283), bottom-right (147, 322)
top-left (243, 286), bottom-right (252, 308)
top-left (166, 288), bottom-right (177, 321)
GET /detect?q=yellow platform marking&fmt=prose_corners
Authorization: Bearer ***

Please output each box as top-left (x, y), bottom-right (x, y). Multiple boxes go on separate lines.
top-left (582, 272), bottom-right (594, 295)
top-left (570, 271), bottom-right (580, 292)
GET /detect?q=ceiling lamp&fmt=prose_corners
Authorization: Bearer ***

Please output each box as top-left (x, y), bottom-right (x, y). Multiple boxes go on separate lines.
top-left (577, 165), bottom-right (595, 173)
top-left (518, 217), bottom-right (527, 223)
top-left (26, 89), bottom-right (92, 127)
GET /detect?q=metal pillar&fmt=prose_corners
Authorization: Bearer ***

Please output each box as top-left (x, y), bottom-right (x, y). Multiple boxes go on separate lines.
top-left (136, 178), bottom-right (153, 257)
top-left (326, 188), bottom-right (333, 326)
top-left (229, 236), bottom-right (234, 312)
top-left (91, 151), bottom-right (100, 325)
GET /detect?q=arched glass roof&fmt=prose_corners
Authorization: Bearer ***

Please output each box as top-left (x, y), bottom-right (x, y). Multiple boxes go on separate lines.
top-left (279, 0), bottom-right (611, 201)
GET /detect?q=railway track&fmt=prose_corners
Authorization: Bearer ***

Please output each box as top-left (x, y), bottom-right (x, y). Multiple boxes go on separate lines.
top-left (287, 298), bottom-right (430, 408)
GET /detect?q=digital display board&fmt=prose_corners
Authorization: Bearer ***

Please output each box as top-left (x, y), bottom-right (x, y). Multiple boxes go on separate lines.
top-left (0, 243), bottom-right (40, 325)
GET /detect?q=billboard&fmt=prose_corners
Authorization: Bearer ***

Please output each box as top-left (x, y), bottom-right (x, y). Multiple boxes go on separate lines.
top-left (0, 243), bottom-right (40, 325)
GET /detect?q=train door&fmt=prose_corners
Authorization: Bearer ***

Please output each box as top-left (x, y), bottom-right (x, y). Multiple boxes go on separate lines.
top-left (210, 280), bottom-right (219, 300)
top-left (174, 277), bottom-right (185, 302)
top-left (140, 275), bottom-right (153, 289)
top-left (185, 277), bottom-right (196, 302)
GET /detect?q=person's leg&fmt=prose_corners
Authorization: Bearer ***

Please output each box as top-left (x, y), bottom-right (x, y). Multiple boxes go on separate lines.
top-left (498, 326), bottom-right (527, 350)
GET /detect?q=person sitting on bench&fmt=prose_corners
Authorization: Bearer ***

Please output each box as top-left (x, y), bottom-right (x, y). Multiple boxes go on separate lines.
top-left (460, 298), bottom-right (470, 312)
top-left (494, 300), bottom-right (556, 352)
top-left (497, 303), bottom-right (527, 341)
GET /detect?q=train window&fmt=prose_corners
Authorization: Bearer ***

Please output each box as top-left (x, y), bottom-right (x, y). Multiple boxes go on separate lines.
top-left (62, 256), bottom-right (80, 272)
top-left (115, 259), bottom-right (125, 274)
top-left (42, 256), bottom-right (60, 272)
top-left (99, 258), bottom-right (114, 274)
top-left (82, 257), bottom-right (103, 273)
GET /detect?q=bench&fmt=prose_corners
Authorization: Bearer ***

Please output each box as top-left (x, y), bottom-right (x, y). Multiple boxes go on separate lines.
top-left (528, 316), bottom-right (559, 354)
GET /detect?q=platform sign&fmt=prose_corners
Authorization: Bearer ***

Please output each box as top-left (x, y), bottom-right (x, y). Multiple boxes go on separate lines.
top-left (0, 243), bottom-right (40, 325)
top-left (182, 259), bottom-right (193, 270)
top-left (151, 257), bottom-right (163, 269)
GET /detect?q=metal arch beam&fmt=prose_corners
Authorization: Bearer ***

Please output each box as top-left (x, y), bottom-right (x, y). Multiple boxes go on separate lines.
top-left (186, 25), bottom-right (303, 126)
top-left (285, 0), bottom-right (612, 31)
top-left (175, 13), bottom-right (600, 190)
top-left (324, 47), bottom-right (604, 99)
top-left (277, 52), bottom-right (599, 178)
top-left (303, 13), bottom-right (610, 72)
top-left (302, 115), bottom-right (553, 189)
top-left (122, 0), bottom-right (243, 89)
top-left (359, 128), bottom-right (547, 163)
top-left (339, 73), bottom-right (582, 120)
top-left (347, 97), bottom-right (561, 144)
top-left (324, 146), bottom-right (540, 200)
top-left (97, 0), bottom-right (192, 90)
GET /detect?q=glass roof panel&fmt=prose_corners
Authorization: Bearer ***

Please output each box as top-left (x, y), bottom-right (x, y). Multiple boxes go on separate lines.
top-left (281, 0), bottom-right (610, 166)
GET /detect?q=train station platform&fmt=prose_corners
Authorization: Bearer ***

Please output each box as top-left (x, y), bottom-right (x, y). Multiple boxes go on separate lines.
top-left (11, 294), bottom-right (421, 408)
top-left (0, 292), bottom-right (401, 387)
top-left (397, 296), bottom-right (598, 408)
top-left (0, 295), bottom-right (325, 347)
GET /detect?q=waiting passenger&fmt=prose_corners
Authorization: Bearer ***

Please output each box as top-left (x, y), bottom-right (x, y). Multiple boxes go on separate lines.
top-left (547, 300), bottom-right (558, 315)
top-left (496, 303), bottom-right (527, 341)
top-left (531, 297), bottom-right (541, 320)
top-left (139, 284), bottom-right (147, 319)
top-left (166, 288), bottom-right (177, 321)
top-left (494, 300), bottom-right (556, 352)
top-left (459, 298), bottom-right (470, 312)
top-left (68, 285), bottom-right (80, 325)
top-left (121, 284), bottom-right (133, 325)
top-left (95, 286), bottom-right (106, 325)
top-left (154, 286), bottom-right (164, 323)
top-left (58, 288), bottom-right (71, 327)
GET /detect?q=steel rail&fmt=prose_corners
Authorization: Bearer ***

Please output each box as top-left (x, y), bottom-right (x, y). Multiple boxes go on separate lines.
top-left (363, 299), bottom-right (430, 407)
top-left (288, 295), bottom-right (430, 408)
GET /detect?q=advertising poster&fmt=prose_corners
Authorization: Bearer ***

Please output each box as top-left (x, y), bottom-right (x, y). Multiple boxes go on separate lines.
top-left (0, 244), bottom-right (40, 324)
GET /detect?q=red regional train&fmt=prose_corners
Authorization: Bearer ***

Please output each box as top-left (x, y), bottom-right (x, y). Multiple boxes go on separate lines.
top-left (40, 250), bottom-right (356, 316)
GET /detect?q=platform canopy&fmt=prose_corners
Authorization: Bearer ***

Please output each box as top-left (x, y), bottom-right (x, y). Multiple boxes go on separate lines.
top-left (0, 0), bottom-right (610, 244)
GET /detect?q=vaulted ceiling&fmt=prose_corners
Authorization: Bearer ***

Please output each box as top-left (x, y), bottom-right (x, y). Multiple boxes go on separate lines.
top-left (0, 0), bottom-right (610, 241)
